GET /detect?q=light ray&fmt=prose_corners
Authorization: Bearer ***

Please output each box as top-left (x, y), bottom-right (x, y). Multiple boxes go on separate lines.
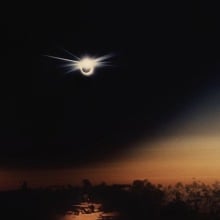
top-left (95, 54), bottom-right (113, 62)
top-left (44, 55), bottom-right (77, 63)
top-left (61, 48), bottom-right (80, 60)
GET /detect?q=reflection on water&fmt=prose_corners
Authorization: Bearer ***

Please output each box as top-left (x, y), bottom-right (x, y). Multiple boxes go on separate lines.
top-left (56, 202), bottom-right (119, 220)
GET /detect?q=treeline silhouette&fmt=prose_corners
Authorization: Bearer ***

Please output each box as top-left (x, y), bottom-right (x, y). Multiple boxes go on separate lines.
top-left (1, 179), bottom-right (220, 219)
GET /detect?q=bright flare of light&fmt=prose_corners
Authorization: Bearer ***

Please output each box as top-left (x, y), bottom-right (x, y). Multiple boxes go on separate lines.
top-left (45, 52), bottom-right (112, 76)
top-left (77, 57), bottom-right (96, 76)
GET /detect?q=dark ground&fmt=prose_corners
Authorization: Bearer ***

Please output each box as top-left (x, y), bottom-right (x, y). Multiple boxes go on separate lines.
top-left (1, 180), bottom-right (220, 220)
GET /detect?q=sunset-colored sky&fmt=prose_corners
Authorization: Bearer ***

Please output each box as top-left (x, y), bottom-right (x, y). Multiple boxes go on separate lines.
top-left (1, 92), bottom-right (220, 190)
top-left (2, 136), bottom-right (220, 190)
top-left (1, 135), bottom-right (220, 190)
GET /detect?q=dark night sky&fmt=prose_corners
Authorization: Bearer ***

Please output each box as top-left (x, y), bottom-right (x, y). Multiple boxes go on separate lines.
top-left (3, 2), bottom-right (220, 168)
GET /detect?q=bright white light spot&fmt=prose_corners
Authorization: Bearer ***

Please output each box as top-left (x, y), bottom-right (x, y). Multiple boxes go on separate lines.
top-left (45, 51), bottom-right (112, 76)
top-left (77, 57), bottom-right (97, 76)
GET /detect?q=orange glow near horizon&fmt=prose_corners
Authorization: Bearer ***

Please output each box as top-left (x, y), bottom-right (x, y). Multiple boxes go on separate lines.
top-left (2, 93), bottom-right (220, 190)
top-left (121, 135), bottom-right (220, 183)
top-left (1, 135), bottom-right (220, 190)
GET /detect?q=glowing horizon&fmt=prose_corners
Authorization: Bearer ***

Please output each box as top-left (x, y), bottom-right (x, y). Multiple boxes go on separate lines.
top-left (1, 92), bottom-right (220, 190)
top-left (1, 134), bottom-right (220, 190)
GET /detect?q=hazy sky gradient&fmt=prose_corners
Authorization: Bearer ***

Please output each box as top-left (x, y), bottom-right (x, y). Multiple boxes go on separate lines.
top-left (2, 91), bottom-right (220, 190)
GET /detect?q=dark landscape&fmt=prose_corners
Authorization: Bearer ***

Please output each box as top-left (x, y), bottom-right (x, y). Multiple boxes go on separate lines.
top-left (2, 179), bottom-right (220, 220)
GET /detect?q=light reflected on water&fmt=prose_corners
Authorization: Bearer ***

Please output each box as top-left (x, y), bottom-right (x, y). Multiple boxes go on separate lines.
top-left (56, 202), bottom-right (119, 220)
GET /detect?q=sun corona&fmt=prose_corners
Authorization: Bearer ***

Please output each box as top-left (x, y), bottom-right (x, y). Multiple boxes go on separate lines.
top-left (46, 52), bottom-right (112, 76)
top-left (77, 57), bottom-right (97, 76)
